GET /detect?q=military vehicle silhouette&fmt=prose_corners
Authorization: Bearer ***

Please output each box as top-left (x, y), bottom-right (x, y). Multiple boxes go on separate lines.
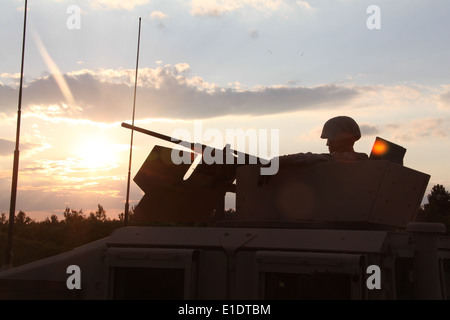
top-left (0, 125), bottom-right (448, 300)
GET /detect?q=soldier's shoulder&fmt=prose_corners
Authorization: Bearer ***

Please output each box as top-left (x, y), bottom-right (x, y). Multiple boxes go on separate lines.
top-left (279, 152), bottom-right (332, 166)
top-left (332, 152), bottom-right (369, 162)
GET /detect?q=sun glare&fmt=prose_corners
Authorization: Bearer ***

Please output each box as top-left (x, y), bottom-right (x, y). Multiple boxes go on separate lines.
top-left (74, 136), bottom-right (121, 171)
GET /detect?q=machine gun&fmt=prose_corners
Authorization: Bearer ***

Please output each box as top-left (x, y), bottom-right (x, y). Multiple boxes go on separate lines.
top-left (121, 122), bottom-right (267, 223)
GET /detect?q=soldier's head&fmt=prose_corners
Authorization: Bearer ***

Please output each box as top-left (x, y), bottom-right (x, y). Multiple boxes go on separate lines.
top-left (320, 116), bottom-right (361, 153)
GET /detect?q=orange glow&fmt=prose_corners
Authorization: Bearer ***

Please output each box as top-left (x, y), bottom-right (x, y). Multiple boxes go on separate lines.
top-left (73, 136), bottom-right (121, 171)
top-left (372, 139), bottom-right (389, 156)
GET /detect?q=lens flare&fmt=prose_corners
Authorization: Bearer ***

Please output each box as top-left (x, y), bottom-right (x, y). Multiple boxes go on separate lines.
top-left (32, 30), bottom-right (75, 105)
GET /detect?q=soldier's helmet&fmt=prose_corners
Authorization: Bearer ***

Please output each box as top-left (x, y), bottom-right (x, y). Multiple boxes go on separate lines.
top-left (320, 116), bottom-right (361, 142)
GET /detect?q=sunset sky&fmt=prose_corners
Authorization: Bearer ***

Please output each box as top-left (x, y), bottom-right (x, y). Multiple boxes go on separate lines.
top-left (1, 0), bottom-right (449, 221)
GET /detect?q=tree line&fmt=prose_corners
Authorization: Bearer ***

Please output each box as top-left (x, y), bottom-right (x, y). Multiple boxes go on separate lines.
top-left (0, 205), bottom-right (129, 267)
top-left (417, 184), bottom-right (450, 227)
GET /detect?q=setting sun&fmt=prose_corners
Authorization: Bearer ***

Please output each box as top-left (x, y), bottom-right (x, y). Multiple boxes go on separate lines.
top-left (73, 136), bottom-right (121, 171)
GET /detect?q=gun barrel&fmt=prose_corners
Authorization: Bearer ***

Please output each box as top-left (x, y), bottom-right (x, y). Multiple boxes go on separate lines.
top-left (121, 122), bottom-right (202, 152)
top-left (121, 122), bottom-right (268, 165)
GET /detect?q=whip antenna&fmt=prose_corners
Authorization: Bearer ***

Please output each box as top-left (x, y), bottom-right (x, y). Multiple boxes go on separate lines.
top-left (124, 17), bottom-right (142, 226)
top-left (5, 0), bottom-right (28, 268)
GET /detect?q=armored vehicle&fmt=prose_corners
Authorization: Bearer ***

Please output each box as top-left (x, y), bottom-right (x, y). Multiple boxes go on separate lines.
top-left (0, 126), bottom-right (448, 300)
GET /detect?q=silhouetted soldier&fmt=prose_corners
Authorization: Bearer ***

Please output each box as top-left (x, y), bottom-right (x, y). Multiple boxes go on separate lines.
top-left (277, 116), bottom-right (368, 166)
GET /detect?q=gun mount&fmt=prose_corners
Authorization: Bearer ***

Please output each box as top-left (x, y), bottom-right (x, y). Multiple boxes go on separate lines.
top-left (121, 122), bottom-right (267, 222)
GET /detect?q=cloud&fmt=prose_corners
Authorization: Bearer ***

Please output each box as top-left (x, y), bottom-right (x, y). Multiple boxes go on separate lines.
top-left (10, 158), bottom-right (128, 212)
top-left (89, 0), bottom-right (150, 10)
top-left (21, 158), bottom-right (118, 175)
top-left (360, 124), bottom-right (380, 136)
top-left (150, 10), bottom-right (169, 28)
top-left (385, 118), bottom-right (449, 144)
top-left (0, 83), bottom-right (18, 112)
top-left (190, 0), bottom-right (287, 17)
top-left (296, 1), bottom-right (314, 11)
top-left (2, 64), bottom-right (360, 122)
top-left (150, 10), bottom-right (168, 20)
top-left (13, 176), bottom-right (125, 213)
top-left (7, 66), bottom-right (448, 130)
top-left (359, 84), bottom-right (425, 108)
top-left (439, 89), bottom-right (450, 109)
top-left (1, 73), bottom-right (21, 82)
top-left (0, 138), bottom-right (43, 157)
top-left (0, 139), bottom-right (15, 156)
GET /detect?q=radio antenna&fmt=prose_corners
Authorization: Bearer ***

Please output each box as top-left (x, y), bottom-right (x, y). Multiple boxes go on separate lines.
top-left (5, 0), bottom-right (28, 268)
top-left (124, 17), bottom-right (142, 226)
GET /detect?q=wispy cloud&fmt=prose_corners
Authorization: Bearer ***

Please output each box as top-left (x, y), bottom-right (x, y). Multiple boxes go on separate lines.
top-left (0, 138), bottom-right (46, 157)
top-left (150, 10), bottom-right (168, 20)
top-left (387, 118), bottom-right (450, 143)
top-left (190, 0), bottom-right (294, 17)
top-left (0, 73), bottom-right (21, 86)
top-left (21, 158), bottom-right (119, 175)
top-left (438, 86), bottom-right (450, 110)
top-left (0, 83), bottom-right (17, 111)
top-left (0, 139), bottom-right (15, 156)
top-left (14, 157), bottom-right (124, 208)
top-left (150, 10), bottom-right (169, 28)
top-left (358, 84), bottom-right (425, 108)
top-left (89, 0), bottom-right (150, 10)
top-left (296, 0), bottom-right (314, 11)
top-left (13, 170), bottom-right (125, 212)
top-left (360, 123), bottom-right (380, 136)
